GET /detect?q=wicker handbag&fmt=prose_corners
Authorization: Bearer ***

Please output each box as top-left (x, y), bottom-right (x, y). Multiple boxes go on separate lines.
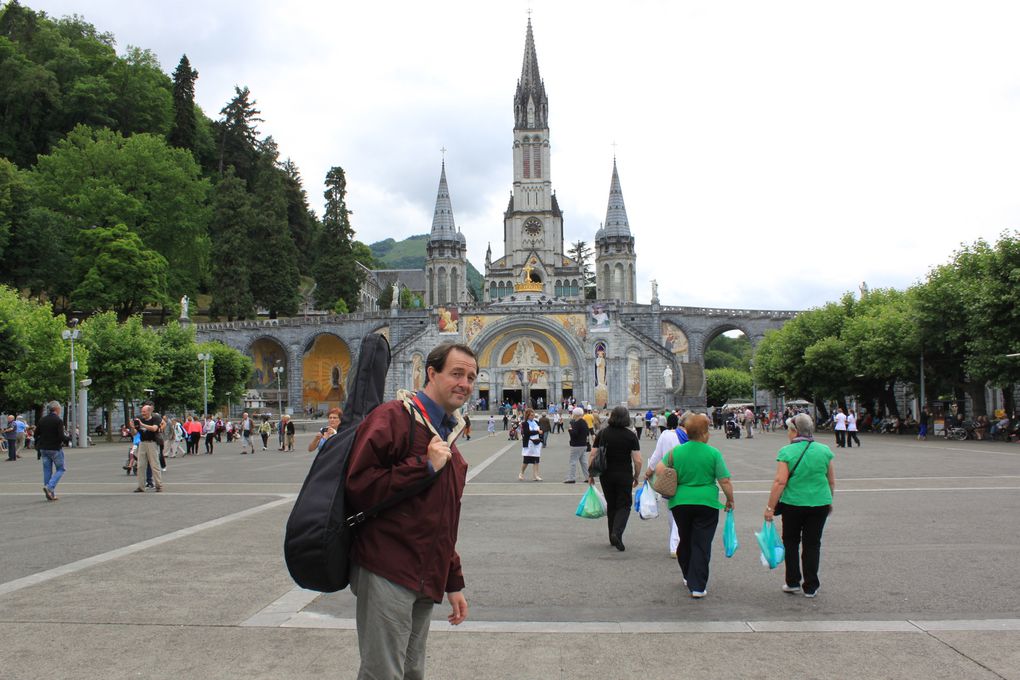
top-left (651, 449), bottom-right (678, 498)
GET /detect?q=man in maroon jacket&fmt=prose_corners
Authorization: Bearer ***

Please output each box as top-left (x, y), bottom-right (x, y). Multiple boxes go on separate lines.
top-left (346, 342), bottom-right (477, 680)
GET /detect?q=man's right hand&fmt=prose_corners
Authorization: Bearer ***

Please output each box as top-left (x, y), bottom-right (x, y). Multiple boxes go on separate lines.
top-left (427, 435), bottom-right (452, 472)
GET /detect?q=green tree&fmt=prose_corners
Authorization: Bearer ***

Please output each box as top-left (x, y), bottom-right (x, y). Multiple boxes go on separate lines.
top-left (247, 140), bottom-right (300, 317)
top-left (71, 223), bottom-right (169, 319)
top-left (955, 234), bottom-right (1020, 414)
top-left (0, 34), bottom-right (60, 167)
top-left (282, 158), bottom-right (320, 263)
top-left (80, 312), bottom-right (159, 437)
top-left (106, 45), bottom-right (172, 136)
top-left (706, 368), bottom-right (752, 407)
top-left (168, 54), bottom-right (198, 151)
top-left (313, 165), bottom-right (366, 310)
top-left (332, 298), bottom-right (350, 314)
top-left (151, 321), bottom-right (202, 414)
top-left (216, 85), bottom-right (262, 182)
top-left (0, 157), bottom-right (22, 258)
top-left (0, 286), bottom-right (82, 413)
top-left (28, 125), bottom-right (211, 302)
top-left (567, 240), bottom-right (595, 299)
top-left (704, 333), bottom-right (752, 371)
top-left (200, 340), bottom-right (252, 410)
top-left (208, 169), bottom-right (255, 319)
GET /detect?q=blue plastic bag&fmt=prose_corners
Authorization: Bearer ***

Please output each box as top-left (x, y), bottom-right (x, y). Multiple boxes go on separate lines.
top-left (755, 520), bottom-right (784, 569)
top-left (633, 483), bottom-right (643, 513)
top-left (723, 509), bottom-right (739, 558)
top-left (575, 485), bottom-right (607, 519)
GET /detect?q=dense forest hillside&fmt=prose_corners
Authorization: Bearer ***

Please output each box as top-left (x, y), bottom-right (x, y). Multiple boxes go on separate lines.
top-left (0, 1), bottom-right (378, 320)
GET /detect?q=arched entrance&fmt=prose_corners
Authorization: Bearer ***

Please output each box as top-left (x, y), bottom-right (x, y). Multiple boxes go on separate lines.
top-left (302, 333), bottom-right (352, 413)
top-left (248, 336), bottom-right (287, 413)
top-left (470, 316), bottom-right (588, 411)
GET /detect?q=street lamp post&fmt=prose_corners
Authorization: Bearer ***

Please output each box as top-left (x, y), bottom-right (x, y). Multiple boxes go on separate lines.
top-left (750, 361), bottom-right (757, 411)
top-left (273, 361), bottom-right (285, 417)
top-left (226, 391), bottom-right (232, 418)
top-left (61, 318), bottom-right (80, 447)
top-left (197, 353), bottom-right (211, 417)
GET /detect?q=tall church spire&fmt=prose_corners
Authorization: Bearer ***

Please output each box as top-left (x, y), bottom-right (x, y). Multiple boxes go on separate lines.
top-left (429, 160), bottom-right (458, 241)
top-left (602, 158), bottom-right (631, 238)
top-left (514, 18), bottom-right (548, 129)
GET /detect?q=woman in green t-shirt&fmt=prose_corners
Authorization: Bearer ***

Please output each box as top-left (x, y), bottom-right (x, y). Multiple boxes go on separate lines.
top-left (655, 413), bottom-right (734, 599)
top-left (763, 413), bottom-right (836, 598)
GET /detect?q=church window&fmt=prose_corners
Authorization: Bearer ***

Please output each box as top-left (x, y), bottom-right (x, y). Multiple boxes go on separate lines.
top-left (571, 279), bottom-right (579, 297)
top-left (489, 281), bottom-right (496, 300)
top-left (497, 282), bottom-right (505, 299)
top-left (438, 267), bottom-right (448, 304)
top-left (555, 280), bottom-right (563, 297)
top-left (533, 143), bottom-right (541, 178)
top-left (523, 145), bottom-right (530, 178)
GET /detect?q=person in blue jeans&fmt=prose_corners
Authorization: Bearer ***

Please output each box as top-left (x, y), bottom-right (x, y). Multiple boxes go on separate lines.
top-left (35, 401), bottom-right (70, 501)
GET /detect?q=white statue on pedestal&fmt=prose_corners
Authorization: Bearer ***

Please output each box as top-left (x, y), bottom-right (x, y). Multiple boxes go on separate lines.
top-left (663, 365), bottom-right (673, 390)
top-left (390, 282), bottom-right (400, 309)
top-left (180, 295), bottom-right (189, 319)
top-left (651, 279), bottom-right (659, 303)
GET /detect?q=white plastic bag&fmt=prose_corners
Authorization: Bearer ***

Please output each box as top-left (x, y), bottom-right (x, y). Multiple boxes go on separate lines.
top-left (638, 481), bottom-right (659, 519)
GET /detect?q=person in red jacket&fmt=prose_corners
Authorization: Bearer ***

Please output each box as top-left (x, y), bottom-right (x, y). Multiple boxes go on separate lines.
top-left (346, 342), bottom-right (476, 680)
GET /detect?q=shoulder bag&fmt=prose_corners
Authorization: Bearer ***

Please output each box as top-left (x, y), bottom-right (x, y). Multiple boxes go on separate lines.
top-left (773, 441), bottom-right (811, 516)
top-left (589, 432), bottom-right (608, 476)
top-left (651, 449), bottom-right (678, 498)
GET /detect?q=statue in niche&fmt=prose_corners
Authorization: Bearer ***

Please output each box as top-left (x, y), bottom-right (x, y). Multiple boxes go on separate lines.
top-left (663, 365), bottom-right (673, 390)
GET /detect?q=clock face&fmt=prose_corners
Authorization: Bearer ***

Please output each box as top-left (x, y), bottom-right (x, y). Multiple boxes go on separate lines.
top-left (523, 218), bottom-right (543, 236)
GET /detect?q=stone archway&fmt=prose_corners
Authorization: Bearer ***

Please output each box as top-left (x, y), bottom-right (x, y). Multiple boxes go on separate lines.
top-left (246, 336), bottom-right (288, 412)
top-left (470, 315), bottom-right (589, 410)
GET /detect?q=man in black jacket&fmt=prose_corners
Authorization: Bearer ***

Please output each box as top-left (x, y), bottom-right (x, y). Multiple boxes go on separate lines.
top-left (36, 401), bottom-right (70, 501)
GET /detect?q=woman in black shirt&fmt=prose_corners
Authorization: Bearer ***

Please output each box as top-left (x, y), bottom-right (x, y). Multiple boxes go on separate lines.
top-left (589, 406), bottom-right (642, 551)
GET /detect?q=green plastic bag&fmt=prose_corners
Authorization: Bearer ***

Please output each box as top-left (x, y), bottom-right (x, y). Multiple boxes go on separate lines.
top-left (575, 484), bottom-right (607, 519)
top-left (723, 509), bottom-right (739, 558)
top-left (755, 520), bottom-right (785, 569)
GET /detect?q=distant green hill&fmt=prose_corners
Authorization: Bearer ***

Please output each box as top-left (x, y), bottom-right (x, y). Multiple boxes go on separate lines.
top-left (369, 234), bottom-right (483, 301)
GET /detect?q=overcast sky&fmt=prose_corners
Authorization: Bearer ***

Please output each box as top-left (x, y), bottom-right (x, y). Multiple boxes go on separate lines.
top-left (26, 0), bottom-right (1020, 311)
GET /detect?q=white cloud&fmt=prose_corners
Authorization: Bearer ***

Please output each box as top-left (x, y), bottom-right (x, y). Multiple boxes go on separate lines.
top-left (28, 0), bottom-right (1020, 309)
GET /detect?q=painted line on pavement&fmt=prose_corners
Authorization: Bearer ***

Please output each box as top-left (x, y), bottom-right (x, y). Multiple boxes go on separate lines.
top-left (258, 612), bottom-right (1020, 634)
top-left (466, 442), bottom-right (516, 483)
top-left (0, 496), bottom-right (294, 598)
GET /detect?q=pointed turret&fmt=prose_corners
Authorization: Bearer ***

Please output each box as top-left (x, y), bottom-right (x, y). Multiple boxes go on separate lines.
top-left (601, 158), bottom-right (631, 238)
top-left (429, 161), bottom-right (457, 240)
top-left (425, 159), bottom-right (467, 307)
top-left (594, 158), bottom-right (636, 302)
top-left (514, 18), bottom-right (548, 129)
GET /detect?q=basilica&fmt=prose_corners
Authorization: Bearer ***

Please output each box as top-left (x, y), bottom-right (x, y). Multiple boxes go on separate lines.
top-left (195, 20), bottom-right (794, 414)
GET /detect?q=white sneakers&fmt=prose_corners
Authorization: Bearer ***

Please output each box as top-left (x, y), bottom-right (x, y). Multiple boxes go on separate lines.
top-left (783, 583), bottom-right (818, 597)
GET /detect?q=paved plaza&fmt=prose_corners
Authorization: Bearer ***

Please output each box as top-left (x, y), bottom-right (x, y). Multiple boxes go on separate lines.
top-left (2, 424), bottom-right (1019, 679)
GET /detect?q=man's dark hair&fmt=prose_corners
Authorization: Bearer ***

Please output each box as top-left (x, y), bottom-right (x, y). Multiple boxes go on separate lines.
top-left (141, 400), bottom-right (154, 408)
top-left (608, 405), bottom-right (631, 428)
top-left (666, 413), bottom-right (679, 429)
top-left (424, 343), bottom-right (478, 386)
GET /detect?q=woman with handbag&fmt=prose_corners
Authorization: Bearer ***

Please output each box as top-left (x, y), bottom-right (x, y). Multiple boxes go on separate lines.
top-left (643, 411), bottom-right (688, 558)
top-left (588, 406), bottom-right (642, 551)
top-left (654, 413), bottom-right (734, 598)
top-left (763, 413), bottom-right (836, 598)
top-left (518, 409), bottom-right (544, 481)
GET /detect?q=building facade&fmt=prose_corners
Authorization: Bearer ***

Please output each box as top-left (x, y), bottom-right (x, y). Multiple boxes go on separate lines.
top-left (195, 19), bottom-right (796, 414)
